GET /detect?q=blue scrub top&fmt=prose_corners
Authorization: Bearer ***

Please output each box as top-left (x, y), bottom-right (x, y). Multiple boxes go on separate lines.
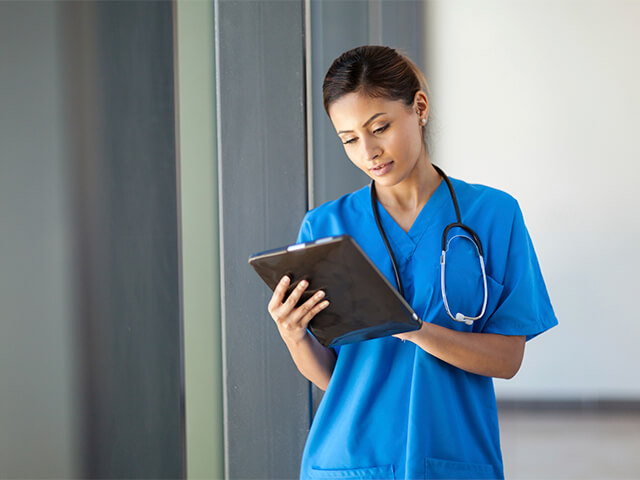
top-left (296, 177), bottom-right (557, 480)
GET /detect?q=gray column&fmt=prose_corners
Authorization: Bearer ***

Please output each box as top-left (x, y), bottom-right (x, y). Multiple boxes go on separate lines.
top-left (215, 1), bottom-right (310, 478)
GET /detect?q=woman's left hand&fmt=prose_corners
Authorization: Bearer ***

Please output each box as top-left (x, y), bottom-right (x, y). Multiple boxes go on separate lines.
top-left (393, 322), bottom-right (525, 379)
top-left (392, 329), bottom-right (419, 342)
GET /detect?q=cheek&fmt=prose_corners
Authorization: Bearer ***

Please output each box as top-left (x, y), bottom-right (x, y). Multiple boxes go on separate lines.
top-left (344, 146), bottom-right (364, 167)
top-left (342, 148), bottom-right (355, 164)
top-left (400, 126), bottom-right (424, 154)
top-left (349, 157), bottom-right (369, 172)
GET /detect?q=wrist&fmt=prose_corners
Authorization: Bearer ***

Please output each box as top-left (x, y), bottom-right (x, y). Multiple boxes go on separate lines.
top-left (283, 329), bottom-right (312, 348)
top-left (394, 322), bottom-right (425, 342)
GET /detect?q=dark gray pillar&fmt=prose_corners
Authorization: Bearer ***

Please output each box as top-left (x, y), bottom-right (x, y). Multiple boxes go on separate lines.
top-left (61, 2), bottom-right (185, 477)
top-left (215, 1), bottom-right (310, 478)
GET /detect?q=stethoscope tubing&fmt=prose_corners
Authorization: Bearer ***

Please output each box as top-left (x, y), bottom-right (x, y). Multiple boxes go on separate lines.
top-left (370, 182), bottom-right (406, 298)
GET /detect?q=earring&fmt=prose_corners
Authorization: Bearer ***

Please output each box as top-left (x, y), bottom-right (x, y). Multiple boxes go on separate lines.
top-left (421, 118), bottom-right (426, 125)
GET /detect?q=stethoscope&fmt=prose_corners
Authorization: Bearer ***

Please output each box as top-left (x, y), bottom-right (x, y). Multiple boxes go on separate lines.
top-left (370, 164), bottom-right (488, 325)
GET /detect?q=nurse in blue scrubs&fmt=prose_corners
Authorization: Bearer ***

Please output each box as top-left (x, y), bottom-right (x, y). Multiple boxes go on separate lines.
top-left (267, 45), bottom-right (557, 480)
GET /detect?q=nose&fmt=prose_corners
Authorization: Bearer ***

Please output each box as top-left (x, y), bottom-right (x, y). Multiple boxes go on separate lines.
top-left (361, 136), bottom-right (382, 162)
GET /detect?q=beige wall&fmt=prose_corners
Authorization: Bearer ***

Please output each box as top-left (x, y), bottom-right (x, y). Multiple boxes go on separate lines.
top-left (425, 0), bottom-right (640, 399)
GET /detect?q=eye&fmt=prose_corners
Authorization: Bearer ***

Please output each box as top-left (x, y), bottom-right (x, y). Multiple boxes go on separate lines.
top-left (342, 137), bottom-right (357, 145)
top-left (373, 123), bottom-right (389, 134)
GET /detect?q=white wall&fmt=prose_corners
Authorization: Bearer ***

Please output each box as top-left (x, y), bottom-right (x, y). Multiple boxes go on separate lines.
top-left (425, 0), bottom-right (640, 399)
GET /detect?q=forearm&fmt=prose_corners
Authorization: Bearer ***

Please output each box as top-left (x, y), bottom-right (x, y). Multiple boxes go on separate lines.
top-left (397, 323), bottom-right (525, 379)
top-left (284, 332), bottom-right (336, 390)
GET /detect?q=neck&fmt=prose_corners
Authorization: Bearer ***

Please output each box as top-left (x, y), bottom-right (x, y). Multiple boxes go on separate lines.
top-left (375, 157), bottom-right (441, 212)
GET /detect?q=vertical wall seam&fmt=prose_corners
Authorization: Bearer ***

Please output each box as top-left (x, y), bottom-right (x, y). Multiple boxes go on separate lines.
top-left (213, 1), bottom-right (230, 479)
top-left (304, 0), bottom-right (314, 211)
top-left (170, 1), bottom-right (188, 478)
top-left (302, 0), bottom-right (315, 429)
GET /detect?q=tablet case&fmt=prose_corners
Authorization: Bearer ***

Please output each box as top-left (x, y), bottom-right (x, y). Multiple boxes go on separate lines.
top-left (248, 235), bottom-right (422, 348)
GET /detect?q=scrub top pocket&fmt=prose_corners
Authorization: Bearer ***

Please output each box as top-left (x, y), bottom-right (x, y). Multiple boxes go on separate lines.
top-left (424, 457), bottom-right (501, 479)
top-left (309, 464), bottom-right (395, 479)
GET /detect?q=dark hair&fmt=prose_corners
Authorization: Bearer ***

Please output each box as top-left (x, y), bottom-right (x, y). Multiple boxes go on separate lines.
top-left (322, 45), bottom-right (430, 145)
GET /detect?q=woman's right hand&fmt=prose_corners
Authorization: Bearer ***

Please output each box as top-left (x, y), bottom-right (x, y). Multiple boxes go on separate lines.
top-left (267, 275), bottom-right (330, 344)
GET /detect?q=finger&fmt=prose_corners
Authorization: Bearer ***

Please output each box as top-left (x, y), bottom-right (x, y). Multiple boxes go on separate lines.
top-left (268, 275), bottom-right (291, 312)
top-left (272, 279), bottom-right (308, 326)
top-left (284, 279), bottom-right (309, 310)
top-left (299, 299), bottom-right (330, 328)
top-left (279, 290), bottom-right (325, 330)
top-left (298, 291), bottom-right (329, 322)
top-left (296, 289), bottom-right (326, 318)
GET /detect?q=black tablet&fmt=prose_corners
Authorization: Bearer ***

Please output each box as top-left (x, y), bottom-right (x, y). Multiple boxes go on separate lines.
top-left (248, 235), bottom-right (422, 348)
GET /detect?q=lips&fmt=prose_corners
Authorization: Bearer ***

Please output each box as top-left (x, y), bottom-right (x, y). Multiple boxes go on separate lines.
top-left (370, 161), bottom-right (393, 176)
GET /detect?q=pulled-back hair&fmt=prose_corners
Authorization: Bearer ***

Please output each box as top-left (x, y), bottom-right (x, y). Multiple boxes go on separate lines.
top-left (322, 45), bottom-right (430, 145)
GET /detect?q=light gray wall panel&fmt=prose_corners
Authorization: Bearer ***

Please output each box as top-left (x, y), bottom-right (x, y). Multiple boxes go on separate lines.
top-left (380, 0), bottom-right (425, 61)
top-left (310, 0), bottom-right (370, 207)
top-left (216, 1), bottom-right (310, 478)
top-left (310, 0), bottom-right (425, 206)
top-left (0, 2), bottom-right (76, 477)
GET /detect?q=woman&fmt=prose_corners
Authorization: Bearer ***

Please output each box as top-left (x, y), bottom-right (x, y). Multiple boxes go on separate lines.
top-left (268, 45), bottom-right (557, 480)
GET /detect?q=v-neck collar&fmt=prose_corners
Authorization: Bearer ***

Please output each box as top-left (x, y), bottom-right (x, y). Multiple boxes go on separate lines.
top-left (362, 178), bottom-right (450, 265)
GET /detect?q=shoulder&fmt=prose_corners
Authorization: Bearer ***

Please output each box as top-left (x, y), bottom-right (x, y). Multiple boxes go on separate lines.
top-left (297, 185), bottom-right (369, 241)
top-left (303, 184), bottom-right (369, 227)
top-left (448, 176), bottom-right (520, 223)
top-left (450, 176), bottom-right (518, 208)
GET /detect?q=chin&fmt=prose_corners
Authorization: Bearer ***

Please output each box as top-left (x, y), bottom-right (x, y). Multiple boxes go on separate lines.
top-left (369, 174), bottom-right (402, 187)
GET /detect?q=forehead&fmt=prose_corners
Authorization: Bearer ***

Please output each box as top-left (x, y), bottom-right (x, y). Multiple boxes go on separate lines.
top-left (328, 92), bottom-right (409, 129)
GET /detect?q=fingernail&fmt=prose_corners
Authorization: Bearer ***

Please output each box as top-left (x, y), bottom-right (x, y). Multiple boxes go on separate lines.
top-left (300, 280), bottom-right (308, 287)
top-left (315, 291), bottom-right (325, 299)
top-left (321, 300), bottom-right (329, 307)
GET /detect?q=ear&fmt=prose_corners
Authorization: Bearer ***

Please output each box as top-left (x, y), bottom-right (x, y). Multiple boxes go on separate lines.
top-left (413, 90), bottom-right (429, 121)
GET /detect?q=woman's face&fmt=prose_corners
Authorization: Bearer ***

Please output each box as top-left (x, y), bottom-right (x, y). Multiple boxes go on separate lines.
top-left (328, 91), bottom-right (428, 189)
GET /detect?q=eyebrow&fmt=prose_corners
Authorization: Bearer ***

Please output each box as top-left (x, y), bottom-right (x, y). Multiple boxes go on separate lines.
top-left (337, 112), bottom-right (386, 134)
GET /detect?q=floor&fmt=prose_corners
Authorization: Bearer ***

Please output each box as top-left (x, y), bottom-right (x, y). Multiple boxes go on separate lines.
top-left (498, 409), bottom-right (640, 479)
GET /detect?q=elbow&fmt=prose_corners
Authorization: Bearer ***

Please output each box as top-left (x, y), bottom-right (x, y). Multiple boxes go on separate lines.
top-left (500, 364), bottom-right (521, 380)
top-left (499, 351), bottom-right (525, 379)
top-left (314, 380), bottom-right (329, 391)
top-left (304, 369), bottom-right (333, 391)
top-left (310, 374), bottom-right (331, 391)
top-left (497, 336), bottom-right (525, 379)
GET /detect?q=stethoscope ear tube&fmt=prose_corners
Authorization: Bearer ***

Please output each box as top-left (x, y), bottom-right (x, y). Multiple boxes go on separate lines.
top-left (442, 223), bottom-right (484, 257)
top-left (370, 179), bottom-right (405, 298)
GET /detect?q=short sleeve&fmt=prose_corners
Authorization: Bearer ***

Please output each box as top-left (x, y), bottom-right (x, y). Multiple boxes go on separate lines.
top-left (483, 201), bottom-right (558, 341)
top-left (296, 211), bottom-right (314, 244)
